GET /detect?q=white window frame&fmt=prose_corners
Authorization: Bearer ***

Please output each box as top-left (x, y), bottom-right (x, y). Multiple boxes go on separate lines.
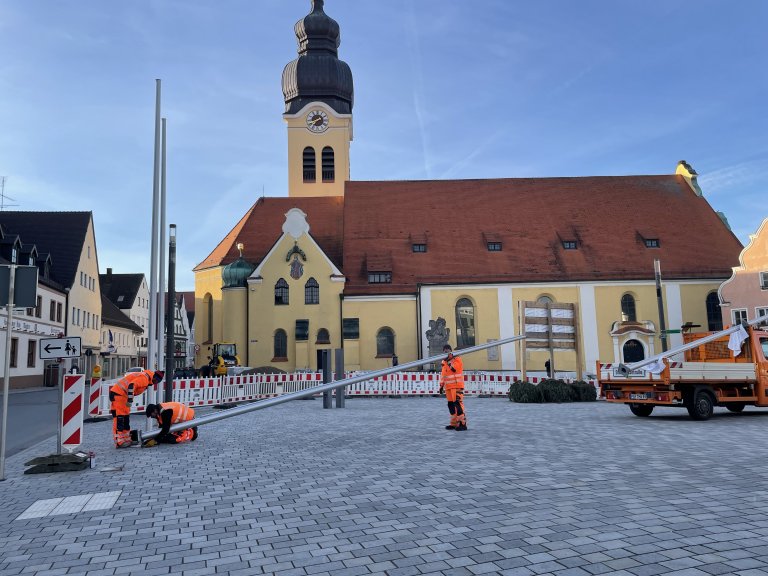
top-left (760, 271), bottom-right (768, 290)
top-left (732, 308), bottom-right (748, 326)
top-left (756, 307), bottom-right (768, 324)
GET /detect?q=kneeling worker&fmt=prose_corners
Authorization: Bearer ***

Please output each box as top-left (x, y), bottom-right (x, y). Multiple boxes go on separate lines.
top-left (109, 370), bottom-right (164, 448)
top-left (144, 402), bottom-right (198, 445)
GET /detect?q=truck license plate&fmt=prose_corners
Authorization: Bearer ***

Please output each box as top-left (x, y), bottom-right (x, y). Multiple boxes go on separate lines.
top-left (629, 393), bottom-right (650, 400)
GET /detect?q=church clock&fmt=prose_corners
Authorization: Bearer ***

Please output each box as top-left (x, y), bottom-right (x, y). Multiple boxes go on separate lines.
top-left (306, 109), bottom-right (329, 133)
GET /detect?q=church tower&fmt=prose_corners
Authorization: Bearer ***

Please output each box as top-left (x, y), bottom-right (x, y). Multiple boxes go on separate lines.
top-left (282, 0), bottom-right (353, 198)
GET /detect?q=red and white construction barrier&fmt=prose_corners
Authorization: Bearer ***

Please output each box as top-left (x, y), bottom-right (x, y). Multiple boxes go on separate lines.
top-left (61, 374), bottom-right (86, 451)
top-left (93, 371), bottom-right (598, 417)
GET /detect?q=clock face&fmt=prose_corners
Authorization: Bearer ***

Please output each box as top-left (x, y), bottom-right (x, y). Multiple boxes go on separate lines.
top-left (306, 109), bottom-right (329, 133)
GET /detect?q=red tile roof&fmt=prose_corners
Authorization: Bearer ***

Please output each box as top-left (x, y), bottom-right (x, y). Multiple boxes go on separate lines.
top-left (194, 196), bottom-right (345, 271)
top-left (341, 175), bottom-right (743, 295)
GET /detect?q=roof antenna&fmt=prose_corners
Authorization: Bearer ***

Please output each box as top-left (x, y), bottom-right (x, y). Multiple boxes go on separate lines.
top-left (0, 176), bottom-right (19, 211)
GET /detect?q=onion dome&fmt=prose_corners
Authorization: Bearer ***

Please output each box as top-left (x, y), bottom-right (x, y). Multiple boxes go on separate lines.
top-left (222, 256), bottom-right (255, 288)
top-left (282, 0), bottom-right (354, 115)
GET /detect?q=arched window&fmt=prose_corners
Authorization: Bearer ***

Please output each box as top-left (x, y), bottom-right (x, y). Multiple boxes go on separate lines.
top-left (376, 327), bottom-right (395, 357)
top-left (621, 294), bottom-right (637, 322)
top-left (537, 295), bottom-right (554, 304)
top-left (455, 298), bottom-right (476, 348)
top-left (204, 293), bottom-right (213, 342)
top-left (622, 339), bottom-right (645, 363)
top-left (303, 147), bottom-right (316, 182)
top-left (322, 146), bottom-right (335, 182)
top-left (316, 328), bottom-right (330, 344)
top-left (706, 292), bottom-right (723, 331)
top-left (273, 329), bottom-right (287, 359)
top-left (275, 278), bottom-right (289, 305)
top-left (305, 277), bottom-right (319, 305)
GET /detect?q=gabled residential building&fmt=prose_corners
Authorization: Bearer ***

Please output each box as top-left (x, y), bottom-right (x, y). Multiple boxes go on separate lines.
top-left (100, 269), bottom-right (150, 367)
top-left (719, 217), bottom-right (768, 327)
top-left (178, 291), bottom-right (196, 366)
top-left (1, 225), bottom-right (67, 388)
top-left (162, 293), bottom-right (190, 371)
top-left (100, 293), bottom-right (143, 378)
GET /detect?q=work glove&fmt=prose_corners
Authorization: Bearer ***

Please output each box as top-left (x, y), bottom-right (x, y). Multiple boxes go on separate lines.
top-left (438, 387), bottom-right (445, 395)
top-left (142, 439), bottom-right (158, 448)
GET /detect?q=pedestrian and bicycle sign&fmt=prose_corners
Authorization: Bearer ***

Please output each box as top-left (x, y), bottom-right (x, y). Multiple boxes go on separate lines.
top-left (39, 337), bottom-right (82, 360)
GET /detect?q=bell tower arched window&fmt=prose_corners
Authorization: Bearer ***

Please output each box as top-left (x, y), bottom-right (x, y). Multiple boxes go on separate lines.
top-left (621, 294), bottom-right (637, 322)
top-left (322, 146), bottom-right (335, 182)
top-left (455, 298), bottom-right (476, 348)
top-left (303, 147), bottom-right (316, 183)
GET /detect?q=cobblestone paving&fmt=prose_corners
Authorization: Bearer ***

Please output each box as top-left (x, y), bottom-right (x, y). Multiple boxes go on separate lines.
top-left (2, 398), bottom-right (768, 576)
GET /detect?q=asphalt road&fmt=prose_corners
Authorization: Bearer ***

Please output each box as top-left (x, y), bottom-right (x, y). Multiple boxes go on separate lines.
top-left (0, 387), bottom-right (59, 457)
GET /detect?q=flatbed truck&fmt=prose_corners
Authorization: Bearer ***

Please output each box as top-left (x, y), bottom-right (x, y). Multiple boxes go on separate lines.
top-left (599, 319), bottom-right (768, 420)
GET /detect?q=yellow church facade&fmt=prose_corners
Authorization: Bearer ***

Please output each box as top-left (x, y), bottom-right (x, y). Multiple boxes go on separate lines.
top-left (194, 1), bottom-right (742, 377)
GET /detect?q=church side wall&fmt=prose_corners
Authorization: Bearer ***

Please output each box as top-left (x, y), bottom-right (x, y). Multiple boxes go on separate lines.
top-left (341, 298), bottom-right (417, 372)
top-left (194, 266), bottom-right (224, 369)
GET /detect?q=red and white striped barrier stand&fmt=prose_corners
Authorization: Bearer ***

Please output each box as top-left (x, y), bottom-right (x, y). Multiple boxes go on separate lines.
top-left (61, 374), bottom-right (86, 451)
top-left (88, 377), bottom-right (102, 417)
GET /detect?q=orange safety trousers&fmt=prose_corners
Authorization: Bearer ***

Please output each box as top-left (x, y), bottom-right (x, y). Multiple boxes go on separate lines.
top-left (445, 388), bottom-right (466, 427)
top-left (110, 394), bottom-right (132, 448)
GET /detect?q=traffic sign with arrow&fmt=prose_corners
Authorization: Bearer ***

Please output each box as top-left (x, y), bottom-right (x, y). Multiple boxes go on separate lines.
top-left (39, 337), bottom-right (82, 360)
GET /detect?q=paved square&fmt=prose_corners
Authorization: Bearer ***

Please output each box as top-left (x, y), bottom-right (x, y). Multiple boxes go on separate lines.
top-left (1, 398), bottom-right (768, 575)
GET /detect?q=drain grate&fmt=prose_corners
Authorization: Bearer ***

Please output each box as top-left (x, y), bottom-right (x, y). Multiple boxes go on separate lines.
top-left (15, 490), bottom-right (122, 520)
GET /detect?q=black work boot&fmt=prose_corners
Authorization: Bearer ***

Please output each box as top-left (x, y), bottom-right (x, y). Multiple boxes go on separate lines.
top-left (445, 425), bottom-right (456, 430)
top-left (455, 423), bottom-right (468, 431)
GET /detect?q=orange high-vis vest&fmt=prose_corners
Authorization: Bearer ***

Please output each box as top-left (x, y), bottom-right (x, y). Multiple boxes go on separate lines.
top-left (440, 356), bottom-right (464, 389)
top-left (109, 371), bottom-right (155, 403)
top-left (158, 402), bottom-right (195, 424)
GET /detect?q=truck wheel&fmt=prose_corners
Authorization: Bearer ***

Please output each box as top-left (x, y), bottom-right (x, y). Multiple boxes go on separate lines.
top-left (726, 403), bottom-right (746, 413)
top-left (686, 390), bottom-right (714, 421)
top-left (629, 404), bottom-right (654, 417)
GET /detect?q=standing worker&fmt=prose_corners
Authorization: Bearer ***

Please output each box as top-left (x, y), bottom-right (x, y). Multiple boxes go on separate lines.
top-left (143, 402), bottom-right (198, 446)
top-left (438, 344), bottom-right (467, 431)
top-left (109, 370), bottom-right (164, 448)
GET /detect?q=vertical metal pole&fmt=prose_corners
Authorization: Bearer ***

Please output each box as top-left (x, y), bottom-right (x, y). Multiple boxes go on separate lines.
top-left (157, 118), bottom-right (167, 382)
top-left (546, 301), bottom-right (555, 377)
top-left (0, 265), bottom-right (16, 481)
top-left (655, 259), bottom-right (668, 352)
top-left (148, 79), bottom-right (162, 372)
top-left (165, 225), bottom-right (176, 401)
top-left (334, 348), bottom-right (345, 408)
top-left (321, 350), bottom-right (332, 409)
top-left (59, 289), bottom-right (69, 450)
top-left (519, 300), bottom-right (527, 381)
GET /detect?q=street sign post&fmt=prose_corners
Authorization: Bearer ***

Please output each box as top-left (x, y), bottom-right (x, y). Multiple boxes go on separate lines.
top-left (39, 337), bottom-right (82, 360)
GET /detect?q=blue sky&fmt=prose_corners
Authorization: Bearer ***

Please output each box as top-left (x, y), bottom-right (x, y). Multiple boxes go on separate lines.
top-left (1, 0), bottom-right (766, 291)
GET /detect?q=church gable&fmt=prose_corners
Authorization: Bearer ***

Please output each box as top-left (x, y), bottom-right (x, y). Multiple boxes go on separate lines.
top-left (252, 208), bottom-right (343, 283)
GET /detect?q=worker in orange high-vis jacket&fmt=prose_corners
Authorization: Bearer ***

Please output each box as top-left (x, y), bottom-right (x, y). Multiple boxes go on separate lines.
top-left (143, 402), bottom-right (198, 446)
top-left (438, 344), bottom-right (467, 431)
top-left (109, 370), bottom-right (164, 448)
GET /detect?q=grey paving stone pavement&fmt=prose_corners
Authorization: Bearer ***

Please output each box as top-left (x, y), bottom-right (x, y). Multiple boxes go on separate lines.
top-left (2, 398), bottom-right (768, 576)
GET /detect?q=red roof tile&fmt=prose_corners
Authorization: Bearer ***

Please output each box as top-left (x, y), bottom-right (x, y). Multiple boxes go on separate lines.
top-left (342, 175), bottom-right (743, 295)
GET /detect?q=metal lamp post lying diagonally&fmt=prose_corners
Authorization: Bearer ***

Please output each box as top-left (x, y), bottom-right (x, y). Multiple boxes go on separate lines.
top-left (617, 312), bottom-right (768, 376)
top-left (140, 335), bottom-right (526, 442)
